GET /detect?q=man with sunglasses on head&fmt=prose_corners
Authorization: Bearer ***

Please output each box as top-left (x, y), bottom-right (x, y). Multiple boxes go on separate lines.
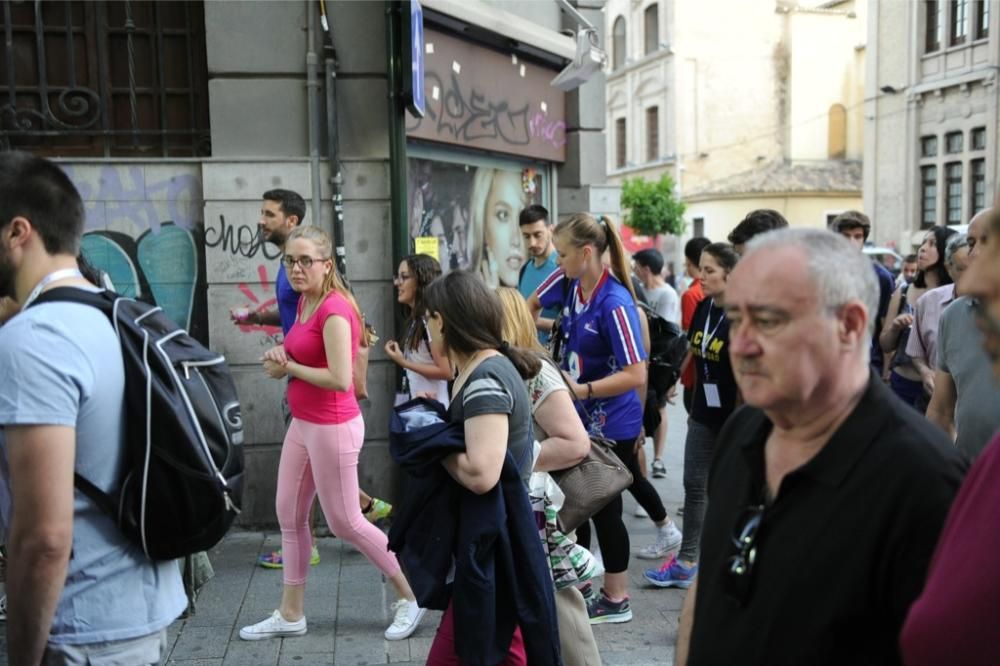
top-left (675, 228), bottom-right (965, 666)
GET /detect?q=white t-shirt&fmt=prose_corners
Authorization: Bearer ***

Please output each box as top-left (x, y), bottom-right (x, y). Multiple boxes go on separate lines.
top-left (646, 283), bottom-right (681, 325)
top-left (405, 337), bottom-right (450, 408)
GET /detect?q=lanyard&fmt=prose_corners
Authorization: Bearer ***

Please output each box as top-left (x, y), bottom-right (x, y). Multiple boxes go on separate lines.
top-left (22, 268), bottom-right (85, 310)
top-left (700, 299), bottom-right (725, 362)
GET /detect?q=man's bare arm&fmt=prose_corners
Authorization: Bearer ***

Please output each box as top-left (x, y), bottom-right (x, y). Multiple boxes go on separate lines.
top-left (6, 425), bottom-right (76, 664)
top-left (925, 369), bottom-right (956, 440)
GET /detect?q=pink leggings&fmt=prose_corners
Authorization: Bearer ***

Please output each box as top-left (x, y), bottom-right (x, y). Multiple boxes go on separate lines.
top-left (276, 415), bottom-right (401, 585)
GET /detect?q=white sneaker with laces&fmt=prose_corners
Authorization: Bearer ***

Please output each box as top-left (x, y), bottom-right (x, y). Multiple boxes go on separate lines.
top-left (385, 598), bottom-right (425, 640)
top-left (637, 522), bottom-right (683, 559)
top-left (239, 610), bottom-right (307, 640)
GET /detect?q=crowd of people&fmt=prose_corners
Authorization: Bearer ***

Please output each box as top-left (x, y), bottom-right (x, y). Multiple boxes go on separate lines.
top-left (1, 149), bottom-right (999, 665)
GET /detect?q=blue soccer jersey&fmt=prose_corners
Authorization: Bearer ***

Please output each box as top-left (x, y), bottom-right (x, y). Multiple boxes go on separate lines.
top-left (537, 268), bottom-right (646, 441)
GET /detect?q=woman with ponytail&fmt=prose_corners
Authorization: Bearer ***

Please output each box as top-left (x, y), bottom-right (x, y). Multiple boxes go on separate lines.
top-left (241, 226), bottom-right (424, 642)
top-left (527, 213), bottom-right (677, 624)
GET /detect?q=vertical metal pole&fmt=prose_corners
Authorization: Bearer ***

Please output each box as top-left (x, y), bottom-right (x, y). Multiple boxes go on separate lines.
top-left (319, 0), bottom-right (347, 277)
top-left (386, 1), bottom-right (409, 271)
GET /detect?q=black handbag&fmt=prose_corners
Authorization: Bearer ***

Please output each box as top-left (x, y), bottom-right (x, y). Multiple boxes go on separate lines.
top-left (545, 360), bottom-right (633, 532)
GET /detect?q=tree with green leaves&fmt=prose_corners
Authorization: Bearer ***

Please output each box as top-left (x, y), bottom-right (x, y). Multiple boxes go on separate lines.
top-left (620, 174), bottom-right (686, 237)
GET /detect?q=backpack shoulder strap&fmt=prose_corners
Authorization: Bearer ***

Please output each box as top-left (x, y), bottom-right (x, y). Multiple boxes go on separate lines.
top-left (29, 286), bottom-right (116, 316)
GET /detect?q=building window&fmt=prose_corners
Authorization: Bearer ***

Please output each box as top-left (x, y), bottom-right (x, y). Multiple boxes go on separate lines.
top-left (645, 106), bottom-right (659, 162)
top-left (975, 0), bottom-right (990, 38)
top-left (644, 4), bottom-right (659, 56)
top-left (971, 126), bottom-right (986, 150)
top-left (615, 117), bottom-right (627, 169)
top-left (945, 162), bottom-right (963, 224)
top-left (1, 0), bottom-right (210, 157)
top-left (971, 159), bottom-right (986, 214)
top-left (827, 104), bottom-right (847, 159)
top-left (921, 135), bottom-right (939, 157)
top-left (951, 0), bottom-right (970, 45)
top-left (613, 16), bottom-right (627, 69)
top-left (926, 0), bottom-right (943, 52)
top-left (945, 131), bottom-right (964, 153)
top-left (921, 166), bottom-right (938, 227)
top-left (693, 217), bottom-right (705, 238)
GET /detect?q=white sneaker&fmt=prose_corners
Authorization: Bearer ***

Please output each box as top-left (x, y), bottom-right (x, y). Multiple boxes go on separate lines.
top-left (633, 504), bottom-right (649, 518)
top-left (239, 610), bottom-right (307, 640)
top-left (637, 522), bottom-right (683, 559)
top-left (385, 599), bottom-right (425, 640)
top-left (0, 594), bottom-right (6, 622)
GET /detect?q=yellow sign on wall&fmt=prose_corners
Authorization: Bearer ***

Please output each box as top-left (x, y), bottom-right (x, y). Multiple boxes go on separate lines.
top-left (414, 236), bottom-right (439, 262)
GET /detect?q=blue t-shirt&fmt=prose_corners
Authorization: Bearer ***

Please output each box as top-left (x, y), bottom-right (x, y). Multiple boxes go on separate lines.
top-left (518, 251), bottom-right (560, 344)
top-left (537, 268), bottom-right (647, 441)
top-left (0, 293), bottom-right (186, 644)
top-left (276, 263), bottom-right (300, 335)
top-left (870, 262), bottom-right (895, 373)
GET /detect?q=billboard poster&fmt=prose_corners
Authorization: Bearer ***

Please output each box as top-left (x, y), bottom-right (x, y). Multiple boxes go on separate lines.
top-left (407, 155), bottom-right (543, 288)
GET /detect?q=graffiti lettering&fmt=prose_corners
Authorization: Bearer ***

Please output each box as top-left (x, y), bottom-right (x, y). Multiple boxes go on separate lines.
top-left (408, 71), bottom-right (532, 148)
top-left (529, 112), bottom-right (567, 149)
top-left (62, 164), bottom-right (202, 232)
top-left (206, 214), bottom-right (281, 260)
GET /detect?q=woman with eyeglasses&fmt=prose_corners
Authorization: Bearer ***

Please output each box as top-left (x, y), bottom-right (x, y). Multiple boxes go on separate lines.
top-left (384, 254), bottom-right (452, 405)
top-left (240, 226), bottom-right (424, 642)
top-left (644, 242), bottom-right (741, 590)
top-left (420, 271), bottom-right (559, 665)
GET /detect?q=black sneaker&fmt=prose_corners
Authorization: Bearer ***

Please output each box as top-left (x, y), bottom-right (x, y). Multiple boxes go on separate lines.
top-left (587, 589), bottom-right (633, 624)
top-left (651, 458), bottom-right (667, 478)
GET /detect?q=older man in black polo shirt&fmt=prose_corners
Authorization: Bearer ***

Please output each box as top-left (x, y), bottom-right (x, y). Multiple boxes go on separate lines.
top-left (676, 229), bottom-right (965, 666)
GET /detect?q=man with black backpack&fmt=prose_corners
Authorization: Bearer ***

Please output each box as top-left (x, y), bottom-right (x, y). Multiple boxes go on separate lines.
top-left (0, 152), bottom-right (186, 664)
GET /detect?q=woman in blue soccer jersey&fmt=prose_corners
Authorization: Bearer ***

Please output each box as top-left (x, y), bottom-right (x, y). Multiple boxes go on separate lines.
top-left (527, 212), bottom-right (656, 624)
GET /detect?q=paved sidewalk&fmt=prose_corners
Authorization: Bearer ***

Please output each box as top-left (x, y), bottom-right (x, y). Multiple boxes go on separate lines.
top-left (3, 402), bottom-right (692, 665)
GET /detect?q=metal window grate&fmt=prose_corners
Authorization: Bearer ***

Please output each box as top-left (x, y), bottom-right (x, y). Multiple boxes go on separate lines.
top-left (971, 159), bottom-right (986, 214)
top-left (1, 0), bottom-right (210, 157)
top-left (646, 106), bottom-right (658, 163)
top-left (945, 162), bottom-right (963, 225)
top-left (615, 117), bottom-right (626, 169)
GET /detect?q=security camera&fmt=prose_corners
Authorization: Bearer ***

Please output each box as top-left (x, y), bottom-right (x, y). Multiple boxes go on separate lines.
top-left (551, 29), bottom-right (608, 91)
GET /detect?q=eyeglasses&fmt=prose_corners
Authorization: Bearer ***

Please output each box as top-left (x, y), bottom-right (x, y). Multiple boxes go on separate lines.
top-left (393, 272), bottom-right (413, 283)
top-left (282, 255), bottom-right (328, 270)
top-left (723, 503), bottom-right (765, 606)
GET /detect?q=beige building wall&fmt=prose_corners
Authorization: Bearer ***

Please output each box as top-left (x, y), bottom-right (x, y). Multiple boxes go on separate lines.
top-left (786, 2), bottom-right (867, 161)
top-left (685, 193), bottom-right (862, 242)
top-left (605, 0), bottom-right (783, 192)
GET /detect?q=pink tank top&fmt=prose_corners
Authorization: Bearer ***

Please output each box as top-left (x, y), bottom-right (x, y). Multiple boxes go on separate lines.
top-left (283, 290), bottom-right (361, 424)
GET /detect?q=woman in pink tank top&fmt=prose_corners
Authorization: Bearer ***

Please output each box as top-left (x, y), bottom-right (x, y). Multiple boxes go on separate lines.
top-left (240, 226), bottom-right (425, 643)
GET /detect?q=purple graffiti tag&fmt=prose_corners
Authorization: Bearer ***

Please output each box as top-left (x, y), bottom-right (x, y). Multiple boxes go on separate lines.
top-left (529, 113), bottom-right (567, 149)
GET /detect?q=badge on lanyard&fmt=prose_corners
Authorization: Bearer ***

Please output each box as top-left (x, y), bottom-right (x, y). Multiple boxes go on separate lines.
top-left (701, 299), bottom-right (725, 408)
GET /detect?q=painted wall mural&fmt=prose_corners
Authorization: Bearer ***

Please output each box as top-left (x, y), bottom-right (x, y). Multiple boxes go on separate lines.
top-left (61, 164), bottom-right (207, 340)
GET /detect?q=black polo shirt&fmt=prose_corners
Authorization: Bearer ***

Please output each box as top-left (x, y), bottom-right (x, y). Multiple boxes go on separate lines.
top-left (689, 373), bottom-right (966, 665)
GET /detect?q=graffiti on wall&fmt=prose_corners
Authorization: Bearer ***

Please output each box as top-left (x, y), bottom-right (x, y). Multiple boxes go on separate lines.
top-left (61, 164), bottom-right (207, 339)
top-left (408, 157), bottom-right (543, 289)
top-left (405, 28), bottom-right (566, 162)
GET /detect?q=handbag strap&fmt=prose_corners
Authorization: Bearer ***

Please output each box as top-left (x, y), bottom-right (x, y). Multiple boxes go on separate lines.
top-left (543, 355), bottom-right (600, 434)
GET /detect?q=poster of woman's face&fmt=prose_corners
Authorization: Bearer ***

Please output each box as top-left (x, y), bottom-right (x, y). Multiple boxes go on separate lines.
top-left (407, 157), bottom-right (542, 288)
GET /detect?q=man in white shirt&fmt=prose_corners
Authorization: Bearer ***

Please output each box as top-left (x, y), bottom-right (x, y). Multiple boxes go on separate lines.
top-left (633, 248), bottom-right (680, 478)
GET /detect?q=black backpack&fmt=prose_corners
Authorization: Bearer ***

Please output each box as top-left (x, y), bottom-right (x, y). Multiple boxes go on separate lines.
top-left (639, 302), bottom-right (688, 396)
top-left (32, 288), bottom-right (245, 560)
